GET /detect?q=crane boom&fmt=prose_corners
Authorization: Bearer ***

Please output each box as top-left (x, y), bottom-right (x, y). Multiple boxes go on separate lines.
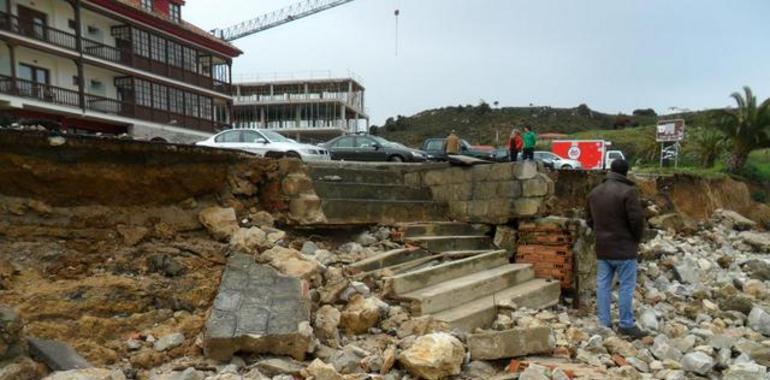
top-left (211, 0), bottom-right (357, 42)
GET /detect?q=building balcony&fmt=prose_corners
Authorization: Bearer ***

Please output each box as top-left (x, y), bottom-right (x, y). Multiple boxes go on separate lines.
top-left (0, 11), bottom-right (231, 96)
top-left (0, 74), bottom-right (227, 132)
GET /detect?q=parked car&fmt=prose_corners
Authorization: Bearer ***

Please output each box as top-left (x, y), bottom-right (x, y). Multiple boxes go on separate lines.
top-left (421, 138), bottom-right (495, 161)
top-left (322, 135), bottom-right (429, 162)
top-left (195, 129), bottom-right (330, 161)
top-left (520, 151), bottom-right (582, 169)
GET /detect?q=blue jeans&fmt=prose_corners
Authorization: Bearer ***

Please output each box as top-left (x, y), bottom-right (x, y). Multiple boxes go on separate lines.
top-left (596, 259), bottom-right (637, 329)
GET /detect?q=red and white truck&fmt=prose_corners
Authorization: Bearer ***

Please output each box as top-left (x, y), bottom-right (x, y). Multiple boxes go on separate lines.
top-left (551, 140), bottom-right (625, 170)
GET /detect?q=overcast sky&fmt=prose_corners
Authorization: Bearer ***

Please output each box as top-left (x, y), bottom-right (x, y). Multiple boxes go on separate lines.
top-left (185, 0), bottom-right (770, 124)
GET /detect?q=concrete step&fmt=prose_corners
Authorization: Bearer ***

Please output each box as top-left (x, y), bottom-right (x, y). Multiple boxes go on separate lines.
top-left (400, 264), bottom-right (535, 315)
top-left (405, 235), bottom-right (494, 253)
top-left (313, 182), bottom-right (433, 201)
top-left (309, 167), bottom-right (405, 185)
top-left (321, 199), bottom-right (448, 225)
top-left (386, 250), bottom-right (508, 296)
top-left (442, 250), bottom-right (500, 259)
top-left (433, 279), bottom-right (562, 332)
top-left (395, 222), bottom-right (491, 240)
top-left (347, 247), bottom-right (431, 274)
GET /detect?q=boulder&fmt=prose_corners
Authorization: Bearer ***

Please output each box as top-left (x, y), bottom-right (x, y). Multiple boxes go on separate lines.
top-left (340, 295), bottom-right (381, 335)
top-left (314, 305), bottom-right (341, 347)
top-left (714, 209), bottom-right (757, 231)
top-left (229, 227), bottom-right (267, 254)
top-left (304, 359), bottom-right (343, 380)
top-left (43, 369), bottom-right (126, 380)
top-left (743, 259), bottom-right (770, 281)
top-left (649, 213), bottom-right (696, 234)
top-left (723, 362), bottom-right (767, 380)
top-left (680, 352), bottom-right (714, 375)
top-left (398, 333), bottom-right (465, 380)
top-left (250, 211), bottom-right (275, 227)
top-left (203, 254), bottom-right (312, 361)
top-left (740, 231), bottom-right (770, 252)
top-left (467, 327), bottom-right (553, 360)
top-left (748, 306), bottom-right (770, 336)
top-left (396, 316), bottom-right (450, 339)
top-left (603, 336), bottom-right (639, 357)
top-left (198, 207), bottom-right (239, 241)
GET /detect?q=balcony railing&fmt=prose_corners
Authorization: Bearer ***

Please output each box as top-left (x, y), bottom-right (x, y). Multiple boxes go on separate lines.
top-left (0, 11), bottom-right (230, 96)
top-left (0, 75), bottom-right (221, 133)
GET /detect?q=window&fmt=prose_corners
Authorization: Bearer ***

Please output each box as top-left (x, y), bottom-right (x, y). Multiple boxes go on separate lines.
top-left (199, 97), bottom-right (212, 120)
top-left (215, 131), bottom-right (240, 143)
top-left (241, 131), bottom-right (265, 143)
top-left (68, 19), bottom-right (76, 30)
top-left (150, 34), bottom-right (166, 62)
top-left (182, 47), bottom-right (197, 73)
top-left (184, 92), bottom-right (199, 117)
top-left (132, 29), bottom-right (150, 57)
top-left (333, 137), bottom-right (354, 148)
top-left (169, 3), bottom-right (181, 23)
top-left (425, 140), bottom-right (442, 151)
top-left (135, 80), bottom-right (152, 107)
top-left (152, 83), bottom-right (168, 111)
top-left (355, 137), bottom-right (377, 149)
top-left (18, 64), bottom-right (49, 84)
top-left (167, 41), bottom-right (182, 67)
top-left (140, 0), bottom-right (153, 11)
top-left (168, 88), bottom-right (184, 114)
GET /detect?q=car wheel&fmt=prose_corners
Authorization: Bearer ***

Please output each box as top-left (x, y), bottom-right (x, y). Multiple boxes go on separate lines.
top-left (561, 164), bottom-right (573, 170)
top-left (388, 155), bottom-right (404, 162)
top-left (285, 151), bottom-right (302, 160)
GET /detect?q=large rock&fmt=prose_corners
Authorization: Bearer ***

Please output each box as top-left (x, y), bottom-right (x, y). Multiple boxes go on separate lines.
top-left (43, 368), bottom-right (126, 380)
top-left (314, 305), bottom-right (341, 347)
top-left (715, 209), bottom-right (757, 230)
top-left (28, 337), bottom-right (92, 371)
top-left (153, 333), bottom-right (184, 352)
top-left (723, 362), bottom-right (768, 380)
top-left (229, 227), bottom-right (267, 254)
top-left (748, 306), bottom-right (770, 336)
top-left (304, 359), bottom-right (343, 380)
top-left (259, 247), bottom-right (322, 282)
top-left (203, 254), bottom-right (312, 361)
top-left (681, 352), bottom-right (714, 375)
top-left (340, 295), bottom-right (381, 335)
top-left (740, 231), bottom-right (770, 252)
top-left (649, 213), bottom-right (696, 233)
top-left (398, 333), bottom-right (465, 380)
top-left (199, 207), bottom-right (239, 241)
top-left (467, 327), bottom-right (553, 360)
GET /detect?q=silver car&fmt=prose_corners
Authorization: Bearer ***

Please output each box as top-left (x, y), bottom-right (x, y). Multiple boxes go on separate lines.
top-left (196, 129), bottom-right (330, 161)
top-left (534, 151), bottom-right (583, 170)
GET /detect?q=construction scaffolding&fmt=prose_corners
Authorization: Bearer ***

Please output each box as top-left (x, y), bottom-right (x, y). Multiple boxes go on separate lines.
top-left (232, 76), bottom-right (369, 143)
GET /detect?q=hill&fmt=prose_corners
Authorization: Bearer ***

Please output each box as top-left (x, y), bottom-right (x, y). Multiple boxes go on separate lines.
top-left (373, 102), bottom-right (711, 148)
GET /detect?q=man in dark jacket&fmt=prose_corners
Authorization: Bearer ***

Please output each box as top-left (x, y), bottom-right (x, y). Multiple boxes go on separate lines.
top-left (586, 159), bottom-right (647, 338)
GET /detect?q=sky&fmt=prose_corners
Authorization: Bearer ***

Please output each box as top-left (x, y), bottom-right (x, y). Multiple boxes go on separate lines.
top-left (185, 0), bottom-right (770, 125)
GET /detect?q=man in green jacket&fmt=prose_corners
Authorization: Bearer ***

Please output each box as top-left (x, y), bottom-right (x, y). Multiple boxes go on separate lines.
top-left (522, 126), bottom-right (536, 160)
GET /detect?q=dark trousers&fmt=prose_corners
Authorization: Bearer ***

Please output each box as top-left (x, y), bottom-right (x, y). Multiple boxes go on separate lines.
top-left (522, 148), bottom-right (535, 160)
top-left (509, 149), bottom-right (518, 162)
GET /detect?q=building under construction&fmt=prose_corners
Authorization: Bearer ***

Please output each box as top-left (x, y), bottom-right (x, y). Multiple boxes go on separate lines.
top-left (232, 77), bottom-right (369, 143)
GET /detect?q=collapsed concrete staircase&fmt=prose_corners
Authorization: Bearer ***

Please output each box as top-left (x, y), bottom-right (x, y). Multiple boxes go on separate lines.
top-left (308, 164), bottom-right (448, 225)
top-left (349, 222), bottom-right (561, 332)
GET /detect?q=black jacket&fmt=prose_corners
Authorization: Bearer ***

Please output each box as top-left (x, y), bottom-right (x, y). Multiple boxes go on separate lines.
top-left (586, 172), bottom-right (645, 260)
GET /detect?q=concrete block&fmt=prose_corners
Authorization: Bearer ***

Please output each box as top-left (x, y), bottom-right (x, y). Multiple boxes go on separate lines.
top-left (430, 186), bottom-right (450, 202)
top-left (450, 183), bottom-right (473, 201)
top-left (512, 161), bottom-right (538, 180)
top-left (448, 201), bottom-right (468, 220)
top-left (496, 181), bottom-right (522, 198)
top-left (468, 201), bottom-right (489, 218)
top-left (423, 170), bottom-right (444, 186)
top-left (28, 338), bottom-right (92, 371)
top-left (472, 183), bottom-right (497, 200)
top-left (471, 164), bottom-right (495, 182)
top-left (494, 225), bottom-right (518, 252)
top-left (489, 164), bottom-right (514, 181)
top-left (521, 176), bottom-right (550, 197)
top-left (468, 327), bottom-right (554, 360)
top-left (404, 172), bottom-right (423, 187)
top-left (446, 168), bottom-right (466, 185)
top-left (514, 198), bottom-right (543, 217)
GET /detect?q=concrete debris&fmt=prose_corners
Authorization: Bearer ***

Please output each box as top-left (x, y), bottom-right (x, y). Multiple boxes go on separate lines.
top-left (198, 207), bottom-right (239, 241)
top-left (681, 351), bottom-right (715, 375)
top-left (467, 327), bottom-right (554, 360)
top-left (340, 295), bottom-right (382, 335)
top-left (28, 337), bottom-right (92, 371)
top-left (229, 227), bottom-right (267, 254)
top-left (398, 333), bottom-right (465, 380)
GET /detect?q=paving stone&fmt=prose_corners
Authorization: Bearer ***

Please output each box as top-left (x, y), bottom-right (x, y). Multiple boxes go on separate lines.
top-left (28, 337), bottom-right (92, 371)
top-left (203, 254), bottom-right (312, 361)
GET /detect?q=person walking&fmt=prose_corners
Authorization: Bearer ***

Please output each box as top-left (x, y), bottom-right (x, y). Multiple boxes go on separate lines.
top-left (507, 129), bottom-right (523, 162)
top-left (586, 159), bottom-right (648, 339)
top-left (444, 130), bottom-right (461, 155)
top-left (522, 126), bottom-right (536, 160)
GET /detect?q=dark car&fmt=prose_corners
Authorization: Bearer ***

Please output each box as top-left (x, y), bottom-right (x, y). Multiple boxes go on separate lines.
top-left (421, 138), bottom-right (495, 161)
top-left (322, 135), bottom-right (429, 162)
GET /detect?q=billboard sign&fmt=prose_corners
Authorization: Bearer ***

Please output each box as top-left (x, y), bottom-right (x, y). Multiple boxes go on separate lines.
top-left (656, 119), bottom-right (686, 142)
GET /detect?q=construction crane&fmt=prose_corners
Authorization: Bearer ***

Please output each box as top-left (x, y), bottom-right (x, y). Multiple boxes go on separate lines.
top-left (211, 0), bottom-right (357, 42)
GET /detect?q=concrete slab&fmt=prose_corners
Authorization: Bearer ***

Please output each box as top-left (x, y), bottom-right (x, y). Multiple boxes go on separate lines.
top-left (468, 327), bottom-right (554, 360)
top-left (28, 338), bottom-right (92, 371)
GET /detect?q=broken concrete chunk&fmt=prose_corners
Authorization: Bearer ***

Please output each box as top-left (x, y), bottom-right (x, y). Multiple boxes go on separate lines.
top-left (28, 337), bottom-right (92, 371)
top-left (260, 246), bottom-right (322, 281)
top-left (203, 254), bottom-right (312, 361)
top-left (198, 207), bottom-right (239, 241)
top-left (467, 327), bottom-right (554, 360)
top-left (229, 227), bottom-right (267, 254)
top-left (340, 294), bottom-right (381, 335)
top-left (304, 359), bottom-right (343, 380)
top-left (398, 333), bottom-right (465, 380)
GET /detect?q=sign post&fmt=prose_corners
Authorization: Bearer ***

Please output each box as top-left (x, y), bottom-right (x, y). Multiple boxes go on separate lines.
top-left (656, 119), bottom-right (685, 168)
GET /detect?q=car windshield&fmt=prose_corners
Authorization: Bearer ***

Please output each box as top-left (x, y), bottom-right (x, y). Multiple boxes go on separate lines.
top-left (261, 130), bottom-right (290, 143)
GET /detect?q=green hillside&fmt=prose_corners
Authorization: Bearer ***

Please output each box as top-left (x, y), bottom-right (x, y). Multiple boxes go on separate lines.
top-left (373, 102), bottom-right (709, 148)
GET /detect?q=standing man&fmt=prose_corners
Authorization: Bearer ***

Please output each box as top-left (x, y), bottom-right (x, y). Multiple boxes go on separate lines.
top-left (507, 129), bottom-right (523, 162)
top-left (444, 130), bottom-right (461, 155)
top-left (586, 159), bottom-right (647, 339)
top-left (522, 126), bottom-right (536, 160)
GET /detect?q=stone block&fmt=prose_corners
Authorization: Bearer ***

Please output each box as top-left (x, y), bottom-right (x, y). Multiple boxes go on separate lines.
top-left (404, 172), bottom-right (423, 187)
top-left (496, 180), bottom-right (522, 199)
top-left (448, 202), bottom-right (468, 220)
top-left (447, 167), bottom-right (467, 184)
top-left (494, 225), bottom-right (518, 253)
top-left (282, 174), bottom-right (314, 196)
top-left (468, 201), bottom-right (489, 219)
top-left (471, 164), bottom-right (495, 182)
top-left (450, 183), bottom-right (473, 201)
top-left (430, 187), bottom-right (450, 202)
top-left (512, 161), bottom-right (538, 180)
top-left (521, 175), bottom-right (550, 197)
top-left (472, 183), bottom-right (497, 200)
top-left (28, 338), bottom-right (92, 371)
top-left (514, 198), bottom-right (543, 217)
top-left (468, 327), bottom-right (554, 360)
top-left (204, 254), bottom-right (312, 361)
top-left (489, 163), bottom-right (514, 181)
top-left (423, 171), bottom-right (444, 187)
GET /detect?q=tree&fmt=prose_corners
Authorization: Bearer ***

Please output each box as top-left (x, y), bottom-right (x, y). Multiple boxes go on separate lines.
top-left (689, 127), bottom-right (726, 168)
top-left (711, 86), bottom-right (770, 173)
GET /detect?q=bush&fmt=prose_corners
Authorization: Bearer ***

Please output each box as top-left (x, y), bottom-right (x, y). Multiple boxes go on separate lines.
top-left (752, 190), bottom-right (767, 203)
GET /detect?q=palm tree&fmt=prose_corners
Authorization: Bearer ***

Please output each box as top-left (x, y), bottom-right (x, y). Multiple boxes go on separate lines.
top-left (711, 86), bottom-right (770, 173)
top-left (689, 127), bottom-right (726, 168)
